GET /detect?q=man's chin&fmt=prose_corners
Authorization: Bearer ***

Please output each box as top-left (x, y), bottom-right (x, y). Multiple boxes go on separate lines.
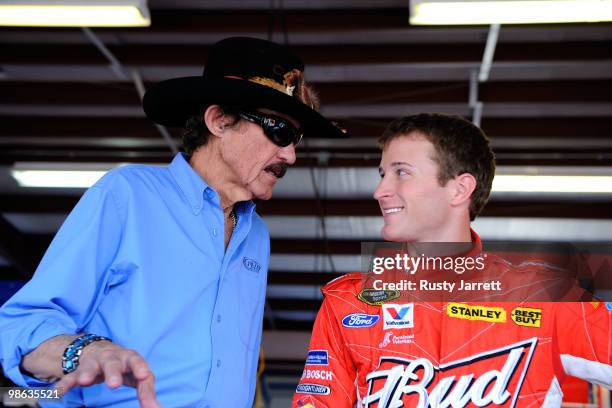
top-left (253, 188), bottom-right (274, 201)
top-left (381, 226), bottom-right (407, 243)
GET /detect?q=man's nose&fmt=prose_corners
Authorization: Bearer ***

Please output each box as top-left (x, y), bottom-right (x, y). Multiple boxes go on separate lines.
top-left (373, 176), bottom-right (392, 201)
top-left (279, 143), bottom-right (297, 165)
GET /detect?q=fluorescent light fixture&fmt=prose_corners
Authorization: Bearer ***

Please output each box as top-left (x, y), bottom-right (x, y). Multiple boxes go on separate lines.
top-left (11, 162), bottom-right (122, 188)
top-left (410, 0), bottom-right (612, 25)
top-left (9, 163), bottom-right (612, 193)
top-left (493, 175), bottom-right (612, 193)
top-left (0, 0), bottom-right (150, 27)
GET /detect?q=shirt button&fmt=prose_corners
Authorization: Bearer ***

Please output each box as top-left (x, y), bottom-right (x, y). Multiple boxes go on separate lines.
top-left (216, 315), bottom-right (221, 323)
top-left (216, 359), bottom-right (221, 368)
top-left (212, 228), bottom-right (217, 236)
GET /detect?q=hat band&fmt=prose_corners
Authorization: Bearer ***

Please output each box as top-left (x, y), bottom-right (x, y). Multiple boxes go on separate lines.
top-left (224, 75), bottom-right (295, 97)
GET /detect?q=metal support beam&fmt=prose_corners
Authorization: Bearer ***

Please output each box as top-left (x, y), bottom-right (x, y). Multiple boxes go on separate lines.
top-left (479, 24), bottom-right (500, 82)
top-left (132, 70), bottom-right (178, 154)
top-left (471, 24), bottom-right (500, 126)
top-left (81, 27), bottom-right (128, 81)
top-left (81, 28), bottom-right (178, 154)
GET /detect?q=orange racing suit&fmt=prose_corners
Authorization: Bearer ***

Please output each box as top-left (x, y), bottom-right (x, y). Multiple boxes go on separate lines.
top-left (292, 240), bottom-right (611, 407)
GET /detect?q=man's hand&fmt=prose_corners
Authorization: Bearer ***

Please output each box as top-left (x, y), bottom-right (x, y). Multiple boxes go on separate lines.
top-left (21, 335), bottom-right (161, 408)
top-left (55, 341), bottom-right (161, 407)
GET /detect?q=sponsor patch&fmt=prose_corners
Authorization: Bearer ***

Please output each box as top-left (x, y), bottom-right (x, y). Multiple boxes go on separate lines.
top-left (242, 257), bottom-right (261, 273)
top-left (382, 303), bottom-right (414, 330)
top-left (302, 369), bottom-right (333, 381)
top-left (358, 288), bottom-right (400, 306)
top-left (306, 350), bottom-right (328, 366)
top-left (446, 303), bottom-right (506, 323)
top-left (363, 338), bottom-right (538, 407)
top-left (342, 313), bottom-right (380, 328)
top-left (606, 302), bottom-right (612, 312)
top-left (379, 331), bottom-right (414, 348)
top-left (511, 307), bottom-right (542, 328)
top-left (296, 383), bottom-right (331, 396)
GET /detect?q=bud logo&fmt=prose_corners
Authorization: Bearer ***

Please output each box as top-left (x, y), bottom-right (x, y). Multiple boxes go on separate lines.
top-left (382, 303), bottom-right (414, 330)
top-left (363, 338), bottom-right (538, 408)
top-left (511, 307), bottom-right (542, 328)
top-left (342, 313), bottom-right (380, 328)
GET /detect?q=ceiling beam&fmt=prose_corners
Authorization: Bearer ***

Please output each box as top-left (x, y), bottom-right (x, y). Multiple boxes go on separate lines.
top-left (3, 26), bottom-right (612, 45)
top-left (3, 61), bottom-right (612, 83)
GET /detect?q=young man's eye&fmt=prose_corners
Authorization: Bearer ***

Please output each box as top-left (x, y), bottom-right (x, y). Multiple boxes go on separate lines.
top-left (397, 169), bottom-right (409, 176)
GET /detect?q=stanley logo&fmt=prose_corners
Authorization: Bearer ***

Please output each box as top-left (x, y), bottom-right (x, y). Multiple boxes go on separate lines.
top-left (511, 307), bottom-right (542, 328)
top-left (447, 303), bottom-right (506, 323)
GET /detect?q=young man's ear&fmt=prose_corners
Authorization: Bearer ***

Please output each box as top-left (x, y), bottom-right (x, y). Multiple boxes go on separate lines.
top-left (203, 105), bottom-right (227, 138)
top-left (451, 173), bottom-right (477, 206)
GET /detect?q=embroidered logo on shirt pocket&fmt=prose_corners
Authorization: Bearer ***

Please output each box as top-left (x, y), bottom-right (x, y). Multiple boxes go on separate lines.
top-left (242, 257), bottom-right (261, 273)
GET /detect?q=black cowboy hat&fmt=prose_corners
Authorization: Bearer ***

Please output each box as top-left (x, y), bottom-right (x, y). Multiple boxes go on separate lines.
top-left (143, 37), bottom-right (347, 139)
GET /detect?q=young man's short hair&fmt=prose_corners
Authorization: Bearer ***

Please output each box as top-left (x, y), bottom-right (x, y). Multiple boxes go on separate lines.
top-left (378, 113), bottom-right (496, 221)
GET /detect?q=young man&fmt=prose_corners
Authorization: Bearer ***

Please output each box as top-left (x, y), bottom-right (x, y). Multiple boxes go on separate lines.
top-left (0, 37), bottom-right (345, 407)
top-left (293, 113), bottom-right (611, 407)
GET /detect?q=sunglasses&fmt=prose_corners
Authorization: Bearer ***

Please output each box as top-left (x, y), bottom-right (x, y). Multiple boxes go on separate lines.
top-left (239, 111), bottom-right (303, 147)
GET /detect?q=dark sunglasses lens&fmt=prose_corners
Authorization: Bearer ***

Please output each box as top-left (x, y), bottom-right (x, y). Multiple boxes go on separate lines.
top-left (266, 122), bottom-right (300, 147)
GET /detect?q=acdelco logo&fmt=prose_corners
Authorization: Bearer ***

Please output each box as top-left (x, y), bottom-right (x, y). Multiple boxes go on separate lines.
top-left (363, 338), bottom-right (538, 408)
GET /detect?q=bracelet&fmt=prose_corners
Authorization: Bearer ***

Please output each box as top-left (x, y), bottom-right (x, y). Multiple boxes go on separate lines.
top-left (61, 334), bottom-right (111, 374)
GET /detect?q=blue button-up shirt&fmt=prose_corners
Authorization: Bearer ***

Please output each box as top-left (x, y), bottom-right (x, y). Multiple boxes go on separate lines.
top-left (0, 153), bottom-right (269, 407)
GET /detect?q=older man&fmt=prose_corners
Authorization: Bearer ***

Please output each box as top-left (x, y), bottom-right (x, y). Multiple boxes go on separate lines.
top-left (0, 37), bottom-right (345, 407)
top-left (293, 113), bottom-right (611, 408)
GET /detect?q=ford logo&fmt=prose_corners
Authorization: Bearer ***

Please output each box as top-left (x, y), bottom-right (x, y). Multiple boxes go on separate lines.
top-left (342, 313), bottom-right (380, 328)
top-left (243, 257), bottom-right (261, 273)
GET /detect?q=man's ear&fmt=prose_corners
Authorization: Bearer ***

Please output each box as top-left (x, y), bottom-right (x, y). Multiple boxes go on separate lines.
top-left (451, 172), bottom-right (477, 206)
top-left (203, 105), bottom-right (227, 138)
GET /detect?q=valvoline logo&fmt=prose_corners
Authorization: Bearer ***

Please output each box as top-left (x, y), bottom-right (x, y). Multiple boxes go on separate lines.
top-left (342, 313), bottom-right (380, 328)
top-left (382, 303), bottom-right (414, 330)
top-left (242, 257), bottom-right (261, 273)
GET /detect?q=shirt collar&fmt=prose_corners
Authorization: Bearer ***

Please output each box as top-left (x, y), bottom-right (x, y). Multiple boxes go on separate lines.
top-left (168, 153), bottom-right (257, 216)
top-left (168, 153), bottom-right (209, 215)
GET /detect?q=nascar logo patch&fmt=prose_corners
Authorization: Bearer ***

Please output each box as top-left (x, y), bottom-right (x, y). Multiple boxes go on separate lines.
top-left (357, 288), bottom-right (400, 306)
